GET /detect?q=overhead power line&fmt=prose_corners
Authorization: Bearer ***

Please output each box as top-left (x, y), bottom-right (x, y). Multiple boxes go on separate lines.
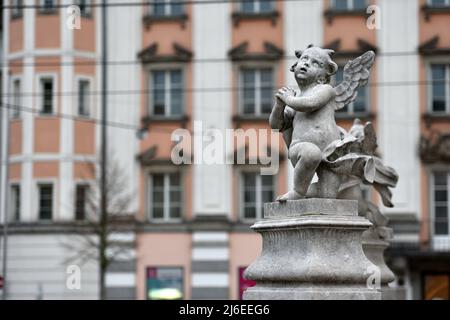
top-left (2, 0), bottom-right (317, 10)
top-left (1, 80), bottom-right (448, 99)
top-left (2, 51), bottom-right (423, 69)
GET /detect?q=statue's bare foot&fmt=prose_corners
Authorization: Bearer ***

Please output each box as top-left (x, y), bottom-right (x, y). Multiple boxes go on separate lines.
top-left (276, 190), bottom-right (305, 202)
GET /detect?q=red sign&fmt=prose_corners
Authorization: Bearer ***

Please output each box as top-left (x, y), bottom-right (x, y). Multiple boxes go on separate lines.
top-left (238, 267), bottom-right (256, 300)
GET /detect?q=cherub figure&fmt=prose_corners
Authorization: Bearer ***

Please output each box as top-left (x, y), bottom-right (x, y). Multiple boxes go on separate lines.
top-left (270, 45), bottom-right (375, 201)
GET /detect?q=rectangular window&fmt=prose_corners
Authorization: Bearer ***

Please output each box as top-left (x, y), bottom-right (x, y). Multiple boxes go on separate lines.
top-left (241, 173), bottom-right (273, 221)
top-left (149, 173), bottom-right (182, 221)
top-left (38, 184), bottom-right (53, 220)
top-left (429, 0), bottom-right (450, 7)
top-left (12, 79), bottom-right (21, 118)
top-left (77, 0), bottom-right (91, 15)
top-left (240, 0), bottom-right (274, 13)
top-left (146, 267), bottom-right (183, 300)
top-left (40, 78), bottom-right (54, 115)
top-left (150, 0), bottom-right (185, 16)
top-left (331, 0), bottom-right (366, 10)
top-left (40, 0), bottom-right (56, 12)
top-left (335, 67), bottom-right (368, 114)
top-left (150, 70), bottom-right (183, 117)
top-left (75, 184), bottom-right (89, 220)
top-left (433, 172), bottom-right (449, 236)
top-left (241, 68), bottom-right (273, 116)
top-left (78, 79), bottom-right (90, 117)
top-left (430, 64), bottom-right (449, 113)
top-left (10, 185), bottom-right (21, 222)
top-left (12, 0), bottom-right (23, 17)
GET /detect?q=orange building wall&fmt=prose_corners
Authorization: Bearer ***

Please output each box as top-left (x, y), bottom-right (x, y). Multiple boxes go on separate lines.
top-left (135, 233), bottom-right (192, 300)
top-left (34, 118), bottom-right (60, 153)
top-left (229, 233), bottom-right (261, 300)
top-left (35, 12), bottom-right (61, 49)
top-left (9, 18), bottom-right (24, 53)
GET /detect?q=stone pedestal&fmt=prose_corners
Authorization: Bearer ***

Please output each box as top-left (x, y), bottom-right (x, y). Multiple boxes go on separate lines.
top-left (243, 199), bottom-right (381, 300)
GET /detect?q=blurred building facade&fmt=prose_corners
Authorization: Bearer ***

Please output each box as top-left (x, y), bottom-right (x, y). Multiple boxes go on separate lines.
top-left (1, 0), bottom-right (450, 300)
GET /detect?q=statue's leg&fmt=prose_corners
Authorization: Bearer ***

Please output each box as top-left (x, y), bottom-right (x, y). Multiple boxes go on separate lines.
top-left (317, 167), bottom-right (341, 199)
top-left (277, 142), bottom-right (321, 201)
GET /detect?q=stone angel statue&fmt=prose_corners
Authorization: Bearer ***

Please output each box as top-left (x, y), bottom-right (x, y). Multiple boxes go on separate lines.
top-left (270, 45), bottom-right (394, 205)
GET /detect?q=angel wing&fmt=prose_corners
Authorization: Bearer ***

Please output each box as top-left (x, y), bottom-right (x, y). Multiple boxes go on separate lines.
top-left (334, 51), bottom-right (375, 111)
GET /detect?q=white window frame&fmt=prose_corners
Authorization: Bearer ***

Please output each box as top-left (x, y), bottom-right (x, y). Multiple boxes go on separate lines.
top-left (36, 73), bottom-right (57, 116)
top-left (10, 75), bottom-right (22, 119)
top-left (146, 168), bottom-right (183, 223)
top-left (428, 62), bottom-right (450, 114)
top-left (75, 75), bottom-right (94, 118)
top-left (149, 0), bottom-right (185, 16)
top-left (239, 169), bottom-right (275, 222)
top-left (427, 0), bottom-right (450, 7)
top-left (147, 66), bottom-right (185, 117)
top-left (238, 66), bottom-right (275, 116)
top-left (239, 0), bottom-right (274, 13)
top-left (35, 180), bottom-right (57, 221)
top-left (9, 183), bottom-right (21, 222)
top-left (330, 0), bottom-right (367, 10)
top-left (430, 171), bottom-right (450, 250)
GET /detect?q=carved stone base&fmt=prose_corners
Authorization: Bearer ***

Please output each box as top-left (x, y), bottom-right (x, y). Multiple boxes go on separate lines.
top-left (243, 199), bottom-right (381, 300)
top-left (362, 227), bottom-right (398, 300)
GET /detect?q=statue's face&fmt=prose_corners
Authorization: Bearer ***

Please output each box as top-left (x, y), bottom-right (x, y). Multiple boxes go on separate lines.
top-left (293, 48), bottom-right (329, 84)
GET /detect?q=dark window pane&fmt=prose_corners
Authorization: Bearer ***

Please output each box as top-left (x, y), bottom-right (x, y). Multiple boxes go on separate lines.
top-left (241, 0), bottom-right (254, 13)
top-left (435, 206), bottom-right (449, 235)
top-left (244, 206), bottom-right (256, 219)
top-left (353, 0), bottom-right (366, 9)
top-left (170, 89), bottom-right (182, 116)
top-left (39, 185), bottom-right (53, 220)
top-left (334, 0), bottom-right (348, 10)
top-left (43, 0), bottom-right (55, 10)
top-left (78, 80), bottom-right (90, 116)
top-left (170, 71), bottom-right (182, 116)
top-left (153, 206), bottom-right (164, 219)
top-left (434, 173), bottom-right (447, 186)
top-left (10, 185), bottom-right (20, 221)
top-left (75, 185), bottom-right (88, 220)
top-left (170, 190), bottom-right (181, 203)
top-left (244, 190), bottom-right (256, 203)
top-left (260, 69), bottom-right (273, 114)
top-left (430, 0), bottom-right (447, 7)
top-left (152, 190), bottom-right (164, 203)
top-left (260, 0), bottom-right (272, 12)
top-left (78, 0), bottom-right (88, 14)
top-left (170, 206), bottom-right (181, 219)
top-left (435, 190), bottom-right (448, 202)
top-left (153, 0), bottom-right (165, 15)
top-left (261, 175), bottom-right (272, 186)
top-left (170, 0), bottom-right (183, 15)
top-left (353, 87), bottom-right (367, 113)
top-left (41, 79), bottom-right (53, 114)
top-left (170, 173), bottom-right (180, 186)
top-left (261, 190), bottom-right (273, 203)
top-left (244, 174), bottom-right (256, 187)
top-left (431, 65), bottom-right (447, 113)
top-left (153, 174), bottom-right (164, 187)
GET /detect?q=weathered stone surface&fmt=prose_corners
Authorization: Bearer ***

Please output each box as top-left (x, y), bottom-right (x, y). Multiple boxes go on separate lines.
top-left (264, 198), bottom-right (358, 218)
top-left (243, 199), bottom-right (381, 300)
